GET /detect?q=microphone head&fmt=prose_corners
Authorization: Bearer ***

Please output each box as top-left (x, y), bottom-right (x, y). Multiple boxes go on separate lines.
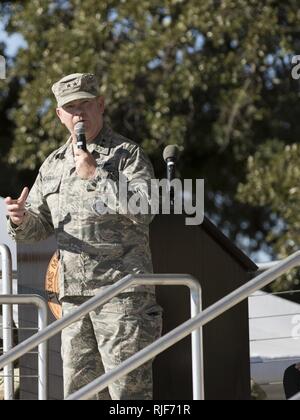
top-left (163, 145), bottom-right (179, 163)
top-left (74, 121), bottom-right (85, 135)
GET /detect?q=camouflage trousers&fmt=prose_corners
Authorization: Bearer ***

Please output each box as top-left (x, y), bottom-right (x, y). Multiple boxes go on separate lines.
top-left (61, 292), bottom-right (163, 400)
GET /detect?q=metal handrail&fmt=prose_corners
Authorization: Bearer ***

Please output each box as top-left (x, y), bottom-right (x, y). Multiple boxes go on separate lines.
top-left (0, 295), bottom-right (48, 400)
top-left (0, 270), bottom-right (17, 278)
top-left (0, 274), bottom-right (203, 399)
top-left (0, 244), bottom-right (13, 400)
top-left (67, 251), bottom-right (300, 400)
top-left (256, 260), bottom-right (281, 272)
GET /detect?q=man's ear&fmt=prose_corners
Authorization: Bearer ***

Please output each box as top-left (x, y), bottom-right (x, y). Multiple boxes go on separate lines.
top-left (56, 107), bottom-right (63, 123)
top-left (97, 96), bottom-right (105, 114)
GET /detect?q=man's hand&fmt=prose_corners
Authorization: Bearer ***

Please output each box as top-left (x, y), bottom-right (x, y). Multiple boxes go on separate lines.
top-left (5, 187), bottom-right (29, 226)
top-left (73, 146), bottom-right (97, 180)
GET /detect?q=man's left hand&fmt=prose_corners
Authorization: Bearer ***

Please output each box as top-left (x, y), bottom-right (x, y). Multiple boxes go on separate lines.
top-left (74, 147), bottom-right (97, 180)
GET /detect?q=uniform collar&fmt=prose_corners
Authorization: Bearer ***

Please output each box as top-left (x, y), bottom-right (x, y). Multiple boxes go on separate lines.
top-left (87, 124), bottom-right (112, 155)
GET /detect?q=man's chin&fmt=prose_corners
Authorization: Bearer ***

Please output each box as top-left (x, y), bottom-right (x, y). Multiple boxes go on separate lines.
top-left (86, 130), bottom-right (99, 143)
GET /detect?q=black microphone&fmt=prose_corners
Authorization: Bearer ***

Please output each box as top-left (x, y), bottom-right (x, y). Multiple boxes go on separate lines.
top-left (163, 145), bottom-right (179, 207)
top-left (163, 145), bottom-right (179, 183)
top-left (74, 121), bottom-right (87, 152)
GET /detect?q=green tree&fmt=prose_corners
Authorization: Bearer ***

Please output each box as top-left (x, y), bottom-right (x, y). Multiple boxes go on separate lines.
top-left (1, 0), bottom-right (300, 261)
top-left (0, 35), bottom-right (27, 195)
top-left (238, 142), bottom-right (300, 292)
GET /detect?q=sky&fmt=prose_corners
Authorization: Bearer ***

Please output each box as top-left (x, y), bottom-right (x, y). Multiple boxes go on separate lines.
top-left (0, 23), bottom-right (26, 57)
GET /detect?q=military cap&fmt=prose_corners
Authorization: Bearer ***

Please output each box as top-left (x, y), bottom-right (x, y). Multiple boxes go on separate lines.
top-left (52, 73), bottom-right (99, 107)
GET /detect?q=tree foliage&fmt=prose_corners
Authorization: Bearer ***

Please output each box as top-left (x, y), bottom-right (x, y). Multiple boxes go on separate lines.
top-left (1, 0), bottom-right (300, 267)
top-left (238, 142), bottom-right (300, 291)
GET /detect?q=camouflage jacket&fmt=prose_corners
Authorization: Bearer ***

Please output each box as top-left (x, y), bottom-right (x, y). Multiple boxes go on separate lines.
top-left (8, 125), bottom-right (156, 298)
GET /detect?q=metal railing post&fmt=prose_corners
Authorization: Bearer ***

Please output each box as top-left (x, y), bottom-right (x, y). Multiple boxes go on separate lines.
top-left (0, 295), bottom-right (48, 400)
top-left (130, 275), bottom-right (204, 400)
top-left (0, 245), bottom-right (14, 400)
top-left (36, 298), bottom-right (48, 400)
top-left (189, 281), bottom-right (203, 400)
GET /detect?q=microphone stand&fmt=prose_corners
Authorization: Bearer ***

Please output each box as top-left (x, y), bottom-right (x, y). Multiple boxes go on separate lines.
top-left (166, 159), bottom-right (175, 209)
top-left (162, 145), bottom-right (179, 214)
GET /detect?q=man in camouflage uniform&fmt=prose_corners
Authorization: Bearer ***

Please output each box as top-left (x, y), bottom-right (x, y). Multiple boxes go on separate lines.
top-left (5, 73), bottom-right (162, 399)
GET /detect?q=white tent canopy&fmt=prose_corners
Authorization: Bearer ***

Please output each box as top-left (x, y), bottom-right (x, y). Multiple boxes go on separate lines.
top-left (249, 291), bottom-right (300, 386)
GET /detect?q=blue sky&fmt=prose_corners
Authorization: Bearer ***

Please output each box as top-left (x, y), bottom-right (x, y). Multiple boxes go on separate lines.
top-left (0, 23), bottom-right (26, 57)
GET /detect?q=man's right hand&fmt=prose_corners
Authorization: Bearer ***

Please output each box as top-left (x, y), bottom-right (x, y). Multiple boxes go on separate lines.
top-left (5, 187), bottom-right (29, 226)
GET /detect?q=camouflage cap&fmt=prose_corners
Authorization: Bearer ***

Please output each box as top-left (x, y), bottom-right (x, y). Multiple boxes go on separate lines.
top-left (52, 73), bottom-right (99, 107)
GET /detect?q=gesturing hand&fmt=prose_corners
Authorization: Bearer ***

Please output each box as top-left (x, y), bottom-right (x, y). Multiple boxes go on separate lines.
top-left (5, 187), bottom-right (29, 226)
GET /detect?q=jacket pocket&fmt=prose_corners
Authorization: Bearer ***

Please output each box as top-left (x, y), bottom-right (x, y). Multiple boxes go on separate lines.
top-left (43, 176), bottom-right (61, 197)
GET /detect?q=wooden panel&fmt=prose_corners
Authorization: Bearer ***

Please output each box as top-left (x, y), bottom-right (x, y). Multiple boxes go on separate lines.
top-left (151, 214), bottom-right (251, 400)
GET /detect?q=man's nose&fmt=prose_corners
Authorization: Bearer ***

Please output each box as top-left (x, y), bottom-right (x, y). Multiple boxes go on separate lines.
top-left (73, 107), bottom-right (84, 116)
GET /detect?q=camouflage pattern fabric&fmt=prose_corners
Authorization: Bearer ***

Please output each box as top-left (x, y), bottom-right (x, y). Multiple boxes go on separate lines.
top-left (61, 292), bottom-right (163, 399)
top-left (8, 124), bottom-right (156, 299)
